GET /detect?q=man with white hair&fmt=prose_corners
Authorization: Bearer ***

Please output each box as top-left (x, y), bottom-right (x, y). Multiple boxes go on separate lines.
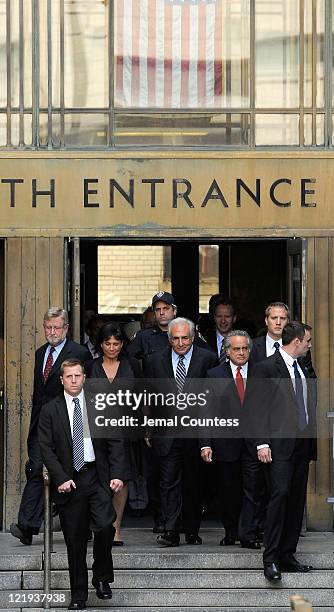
top-left (145, 317), bottom-right (217, 547)
top-left (10, 307), bottom-right (90, 546)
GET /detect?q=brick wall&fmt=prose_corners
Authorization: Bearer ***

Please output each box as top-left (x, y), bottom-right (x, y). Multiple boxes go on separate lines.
top-left (98, 245), bottom-right (171, 313)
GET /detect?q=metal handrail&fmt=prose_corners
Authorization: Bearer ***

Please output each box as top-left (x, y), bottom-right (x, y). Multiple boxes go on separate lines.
top-left (42, 465), bottom-right (52, 609)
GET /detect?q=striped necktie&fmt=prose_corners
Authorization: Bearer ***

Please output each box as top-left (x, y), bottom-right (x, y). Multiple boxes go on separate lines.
top-left (293, 361), bottom-right (307, 431)
top-left (43, 347), bottom-right (55, 382)
top-left (72, 397), bottom-right (85, 472)
top-left (219, 338), bottom-right (226, 363)
top-left (175, 355), bottom-right (186, 393)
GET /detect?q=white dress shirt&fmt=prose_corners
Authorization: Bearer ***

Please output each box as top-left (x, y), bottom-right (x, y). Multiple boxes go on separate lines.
top-left (64, 389), bottom-right (95, 462)
top-left (265, 334), bottom-right (282, 357)
top-left (230, 361), bottom-right (248, 383)
top-left (171, 345), bottom-right (194, 378)
top-left (43, 337), bottom-right (67, 372)
top-left (279, 347), bottom-right (308, 423)
top-left (216, 331), bottom-right (224, 356)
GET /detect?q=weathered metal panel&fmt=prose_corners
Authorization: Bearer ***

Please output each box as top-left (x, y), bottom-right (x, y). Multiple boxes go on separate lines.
top-left (0, 152), bottom-right (332, 236)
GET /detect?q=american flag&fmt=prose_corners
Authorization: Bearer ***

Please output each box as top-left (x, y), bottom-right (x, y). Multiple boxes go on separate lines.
top-left (114, 0), bottom-right (224, 108)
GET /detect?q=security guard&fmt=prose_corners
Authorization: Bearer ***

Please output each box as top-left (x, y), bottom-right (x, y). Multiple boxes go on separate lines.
top-left (127, 292), bottom-right (177, 362)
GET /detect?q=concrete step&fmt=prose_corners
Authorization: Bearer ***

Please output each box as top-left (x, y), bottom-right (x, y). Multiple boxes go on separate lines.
top-left (1, 550), bottom-right (333, 572)
top-left (47, 551), bottom-right (334, 570)
top-left (0, 556), bottom-right (42, 571)
top-left (18, 609), bottom-right (334, 612)
top-left (1, 589), bottom-right (334, 608)
top-left (0, 572), bottom-right (21, 590)
top-left (21, 569), bottom-right (334, 590)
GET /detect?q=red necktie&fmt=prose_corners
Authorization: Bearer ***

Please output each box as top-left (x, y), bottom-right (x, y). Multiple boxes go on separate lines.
top-left (235, 366), bottom-right (245, 403)
top-left (43, 347), bottom-right (55, 382)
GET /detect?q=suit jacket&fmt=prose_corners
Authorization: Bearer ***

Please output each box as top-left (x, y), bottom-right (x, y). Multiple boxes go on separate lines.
top-left (28, 338), bottom-right (90, 443)
top-left (249, 351), bottom-right (317, 461)
top-left (250, 335), bottom-right (316, 378)
top-left (38, 392), bottom-right (130, 506)
top-left (145, 344), bottom-right (217, 456)
top-left (128, 326), bottom-right (214, 362)
top-left (203, 328), bottom-right (219, 358)
top-left (200, 361), bottom-right (254, 461)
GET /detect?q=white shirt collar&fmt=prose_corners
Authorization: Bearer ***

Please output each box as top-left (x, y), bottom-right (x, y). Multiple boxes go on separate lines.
top-left (230, 361), bottom-right (248, 378)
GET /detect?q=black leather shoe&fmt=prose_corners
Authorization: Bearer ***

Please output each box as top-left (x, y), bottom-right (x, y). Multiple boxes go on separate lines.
top-left (240, 539), bottom-right (261, 549)
top-left (10, 523), bottom-right (32, 546)
top-left (264, 562), bottom-right (281, 582)
top-left (279, 556), bottom-right (312, 573)
top-left (68, 601), bottom-right (86, 610)
top-left (92, 578), bottom-right (112, 600)
top-left (157, 531), bottom-right (180, 547)
top-left (153, 524), bottom-right (165, 534)
top-left (220, 536), bottom-right (236, 546)
top-left (185, 533), bottom-right (202, 545)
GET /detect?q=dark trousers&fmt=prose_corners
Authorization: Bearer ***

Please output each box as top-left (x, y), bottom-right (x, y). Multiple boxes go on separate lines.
top-left (182, 440), bottom-right (204, 535)
top-left (238, 453), bottom-right (266, 543)
top-left (18, 435), bottom-right (44, 534)
top-left (58, 465), bottom-right (116, 602)
top-left (215, 460), bottom-right (242, 539)
top-left (262, 440), bottom-right (310, 564)
top-left (158, 440), bottom-right (183, 532)
top-left (157, 439), bottom-right (204, 534)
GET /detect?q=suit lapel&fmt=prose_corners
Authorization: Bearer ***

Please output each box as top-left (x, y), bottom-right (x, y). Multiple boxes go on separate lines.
top-left (186, 345), bottom-right (200, 379)
top-left (274, 352), bottom-right (297, 404)
top-left (223, 362), bottom-right (243, 404)
top-left (260, 336), bottom-right (267, 360)
top-left (161, 348), bottom-right (174, 379)
top-left (47, 338), bottom-right (69, 382)
top-left (37, 344), bottom-right (48, 384)
top-left (57, 395), bottom-right (73, 447)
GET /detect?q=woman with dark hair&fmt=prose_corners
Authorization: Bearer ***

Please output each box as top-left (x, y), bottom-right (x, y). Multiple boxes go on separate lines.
top-left (86, 323), bottom-right (142, 545)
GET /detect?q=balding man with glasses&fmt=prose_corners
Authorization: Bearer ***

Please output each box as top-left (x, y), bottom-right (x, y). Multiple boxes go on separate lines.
top-left (10, 307), bottom-right (90, 546)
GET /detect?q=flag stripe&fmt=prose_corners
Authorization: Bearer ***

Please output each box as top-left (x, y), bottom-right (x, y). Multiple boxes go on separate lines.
top-left (147, 0), bottom-right (156, 106)
top-left (115, 0), bottom-right (224, 108)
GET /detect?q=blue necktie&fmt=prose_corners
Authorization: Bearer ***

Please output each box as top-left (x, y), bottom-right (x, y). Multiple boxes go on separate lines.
top-left (219, 339), bottom-right (226, 363)
top-left (292, 361), bottom-right (307, 431)
top-left (175, 355), bottom-right (186, 393)
top-left (72, 397), bottom-right (85, 471)
top-left (273, 341), bottom-right (280, 352)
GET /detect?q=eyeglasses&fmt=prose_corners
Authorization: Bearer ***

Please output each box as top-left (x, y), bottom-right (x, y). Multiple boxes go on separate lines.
top-left (44, 325), bottom-right (66, 332)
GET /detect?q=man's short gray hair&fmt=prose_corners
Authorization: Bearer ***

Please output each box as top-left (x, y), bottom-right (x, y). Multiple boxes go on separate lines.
top-left (168, 317), bottom-right (195, 339)
top-left (223, 329), bottom-right (252, 352)
top-left (44, 307), bottom-right (68, 325)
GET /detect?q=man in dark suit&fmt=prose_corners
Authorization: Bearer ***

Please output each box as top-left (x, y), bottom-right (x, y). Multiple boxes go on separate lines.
top-left (10, 307), bottom-right (90, 546)
top-left (250, 301), bottom-right (290, 363)
top-left (145, 317), bottom-right (217, 547)
top-left (203, 297), bottom-right (236, 362)
top-left (39, 358), bottom-right (128, 610)
top-left (250, 322), bottom-right (317, 582)
top-left (250, 301), bottom-right (316, 376)
top-left (200, 330), bottom-right (261, 549)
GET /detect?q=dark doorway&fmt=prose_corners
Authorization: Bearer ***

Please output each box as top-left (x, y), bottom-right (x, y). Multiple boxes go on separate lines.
top-left (219, 240), bottom-right (289, 333)
top-left (79, 238), bottom-right (298, 341)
